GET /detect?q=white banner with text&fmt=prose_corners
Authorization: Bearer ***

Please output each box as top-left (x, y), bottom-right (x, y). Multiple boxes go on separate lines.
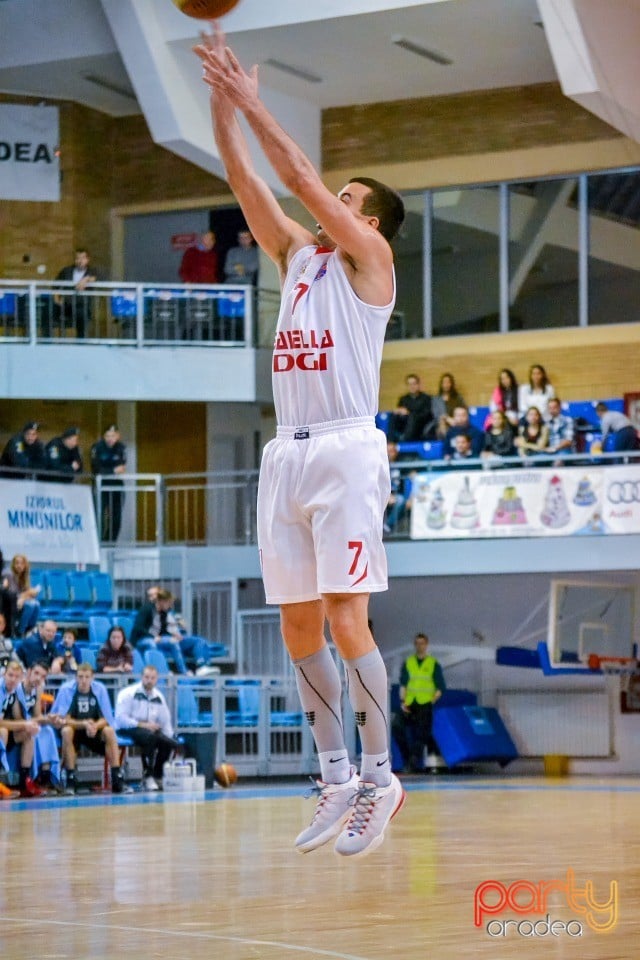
top-left (0, 103), bottom-right (60, 201)
top-left (411, 464), bottom-right (640, 539)
top-left (0, 480), bottom-right (99, 564)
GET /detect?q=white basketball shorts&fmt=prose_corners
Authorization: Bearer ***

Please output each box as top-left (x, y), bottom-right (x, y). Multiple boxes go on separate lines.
top-left (257, 417), bottom-right (391, 605)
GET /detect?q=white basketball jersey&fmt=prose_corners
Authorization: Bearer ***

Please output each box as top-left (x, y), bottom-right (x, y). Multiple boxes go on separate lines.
top-left (272, 245), bottom-right (395, 426)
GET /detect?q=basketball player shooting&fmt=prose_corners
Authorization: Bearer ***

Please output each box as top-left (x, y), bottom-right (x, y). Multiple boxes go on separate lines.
top-left (195, 24), bottom-right (406, 858)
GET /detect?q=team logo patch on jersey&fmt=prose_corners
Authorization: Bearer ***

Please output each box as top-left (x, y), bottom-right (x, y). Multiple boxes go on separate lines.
top-left (314, 262), bottom-right (328, 282)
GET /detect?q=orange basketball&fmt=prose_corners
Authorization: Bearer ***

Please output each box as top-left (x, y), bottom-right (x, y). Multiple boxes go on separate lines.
top-left (172, 0), bottom-right (241, 18)
top-left (214, 762), bottom-right (238, 788)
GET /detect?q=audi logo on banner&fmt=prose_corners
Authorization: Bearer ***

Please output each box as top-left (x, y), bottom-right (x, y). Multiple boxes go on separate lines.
top-left (607, 481), bottom-right (640, 505)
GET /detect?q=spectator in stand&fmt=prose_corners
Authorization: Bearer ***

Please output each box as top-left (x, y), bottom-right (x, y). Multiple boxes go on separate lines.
top-left (449, 433), bottom-right (479, 467)
top-left (0, 612), bottom-right (16, 674)
top-left (2, 554), bottom-right (42, 638)
top-left (595, 403), bottom-right (640, 457)
top-left (482, 410), bottom-right (516, 462)
top-left (518, 364), bottom-right (555, 420)
top-left (0, 421), bottom-right (46, 478)
top-left (54, 248), bottom-right (106, 338)
top-left (45, 426), bottom-right (83, 482)
top-left (51, 663), bottom-right (126, 794)
top-left (488, 368), bottom-right (520, 430)
top-left (223, 229), bottom-right (259, 286)
top-left (130, 588), bottom-right (214, 676)
top-left (390, 373), bottom-right (435, 442)
top-left (115, 664), bottom-right (183, 791)
top-left (432, 373), bottom-right (465, 438)
top-left (443, 406), bottom-right (484, 458)
top-left (54, 628), bottom-right (83, 675)
top-left (20, 661), bottom-right (63, 792)
top-left (15, 619), bottom-right (63, 673)
top-left (0, 548), bottom-right (18, 640)
top-left (384, 442), bottom-right (407, 535)
top-left (96, 625), bottom-right (134, 675)
top-left (179, 230), bottom-right (220, 284)
top-left (515, 406), bottom-right (550, 458)
top-left (0, 660), bottom-right (44, 796)
top-left (91, 425), bottom-right (127, 542)
top-left (546, 398), bottom-right (575, 464)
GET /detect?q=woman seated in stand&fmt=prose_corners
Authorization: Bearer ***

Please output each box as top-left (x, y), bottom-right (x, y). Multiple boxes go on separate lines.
top-left (433, 372), bottom-right (465, 438)
top-left (96, 625), bottom-right (134, 674)
top-left (515, 406), bottom-right (550, 458)
top-left (487, 368), bottom-right (520, 430)
top-left (518, 363), bottom-right (555, 420)
top-left (482, 410), bottom-right (517, 461)
top-left (2, 554), bottom-right (41, 638)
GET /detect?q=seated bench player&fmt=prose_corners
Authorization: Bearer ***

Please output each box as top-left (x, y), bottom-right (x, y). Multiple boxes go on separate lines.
top-left (51, 662), bottom-right (126, 794)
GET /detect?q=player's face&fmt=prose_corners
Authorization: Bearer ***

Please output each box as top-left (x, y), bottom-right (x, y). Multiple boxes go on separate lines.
top-left (316, 182), bottom-right (373, 246)
top-left (29, 665), bottom-right (47, 687)
top-left (3, 664), bottom-right (22, 691)
top-left (23, 429), bottom-right (38, 445)
top-left (104, 429), bottom-right (119, 447)
top-left (77, 669), bottom-right (93, 693)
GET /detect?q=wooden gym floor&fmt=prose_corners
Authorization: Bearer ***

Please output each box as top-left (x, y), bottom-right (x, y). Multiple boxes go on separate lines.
top-left (1, 775), bottom-right (638, 960)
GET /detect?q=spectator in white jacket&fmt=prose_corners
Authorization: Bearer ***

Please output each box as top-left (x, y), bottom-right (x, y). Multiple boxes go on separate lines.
top-left (115, 666), bottom-right (182, 791)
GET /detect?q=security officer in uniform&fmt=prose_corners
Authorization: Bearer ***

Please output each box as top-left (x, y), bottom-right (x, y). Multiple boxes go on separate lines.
top-left (91, 425), bottom-right (127, 541)
top-left (391, 632), bottom-right (445, 773)
top-left (45, 426), bottom-right (83, 482)
top-left (0, 421), bottom-right (46, 478)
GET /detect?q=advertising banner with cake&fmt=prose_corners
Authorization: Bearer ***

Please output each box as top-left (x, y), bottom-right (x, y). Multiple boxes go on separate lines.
top-left (410, 465), bottom-right (640, 540)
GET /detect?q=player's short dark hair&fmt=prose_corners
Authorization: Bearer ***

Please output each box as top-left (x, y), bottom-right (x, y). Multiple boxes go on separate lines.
top-left (349, 176), bottom-right (405, 241)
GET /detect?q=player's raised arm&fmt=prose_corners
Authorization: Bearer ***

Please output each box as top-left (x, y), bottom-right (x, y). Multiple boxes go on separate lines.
top-left (194, 27), bottom-right (313, 278)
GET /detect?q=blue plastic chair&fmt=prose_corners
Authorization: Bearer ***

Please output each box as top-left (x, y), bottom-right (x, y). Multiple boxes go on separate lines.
top-left (41, 569), bottom-right (71, 617)
top-left (144, 648), bottom-right (171, 675)
top-left (79, 647), bottom-right (97, 670)
top-left (88, 615), bottom-right (111, 648)
top-left (131, 648), bottom-right (145, 674)
top-left (90, 573), bottom-right (114, 611)
top-left (67, 571), bottom-right (94, 619)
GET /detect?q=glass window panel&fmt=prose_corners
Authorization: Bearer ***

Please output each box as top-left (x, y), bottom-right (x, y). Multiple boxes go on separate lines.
top-left (391, 193), bottom-right (424, 340)
top-left (508, 178), bottom-right (579, 330)
top-left (432, 185), bottom-right (500, 337)
top-left (588, 171), bottom-right (640, 326)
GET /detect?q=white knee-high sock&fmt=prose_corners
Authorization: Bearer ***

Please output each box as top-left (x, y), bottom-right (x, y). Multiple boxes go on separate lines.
top-left (343, 648), bottom-right (391, 787)
top-left (292, 645), bottom-right (350, 784)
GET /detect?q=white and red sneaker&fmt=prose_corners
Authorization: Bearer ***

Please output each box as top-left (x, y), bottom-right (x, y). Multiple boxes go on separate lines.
top-left (295, 767), bottom-right (359, 854)
top-left (334, 774), bottom-right (406, 858)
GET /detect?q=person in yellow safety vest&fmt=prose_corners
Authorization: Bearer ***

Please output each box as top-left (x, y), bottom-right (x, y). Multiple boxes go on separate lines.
top-left (391, 632), bottom-right (445, 773)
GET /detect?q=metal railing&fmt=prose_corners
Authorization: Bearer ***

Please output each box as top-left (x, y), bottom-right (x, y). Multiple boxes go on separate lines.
top-left (0, 279), bottom-right (257, 346)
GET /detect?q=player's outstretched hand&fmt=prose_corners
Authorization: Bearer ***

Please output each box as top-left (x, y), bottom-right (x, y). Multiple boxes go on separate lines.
top-left (194, 21), bottom-right (259, 110)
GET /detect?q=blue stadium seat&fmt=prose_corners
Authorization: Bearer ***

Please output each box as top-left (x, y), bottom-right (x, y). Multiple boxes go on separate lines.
top-left (468, 406), bottom-right (490, 430)
top-left (67, 571), bottom-right (94, 618)
top-left (79, 647), bottom-right (97, 670)
top-left (144, 648), bottom-right (171, 675)
top-left (40, 569), bottom-right (71, 617)
top-left (225, 679), bottom-right (260, 726)
top-left (132, 648), bottom-right (145, 674)
top-left (90, 573), bottom-right (114, 611)
top-left (88, 615), bottom-right (111, 648)
top-left (375, 412), bottom-right (392, 435)
top-left (397, 440), bottom-right (444, 460)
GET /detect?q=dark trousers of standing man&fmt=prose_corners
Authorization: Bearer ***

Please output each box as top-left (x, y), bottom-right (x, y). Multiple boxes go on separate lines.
top-left (100, 479), bottom-right (124, 541)
top-left (124, 728), bottom-right (183, 780)
top-left (391, 702), bottom-right (437, 772)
